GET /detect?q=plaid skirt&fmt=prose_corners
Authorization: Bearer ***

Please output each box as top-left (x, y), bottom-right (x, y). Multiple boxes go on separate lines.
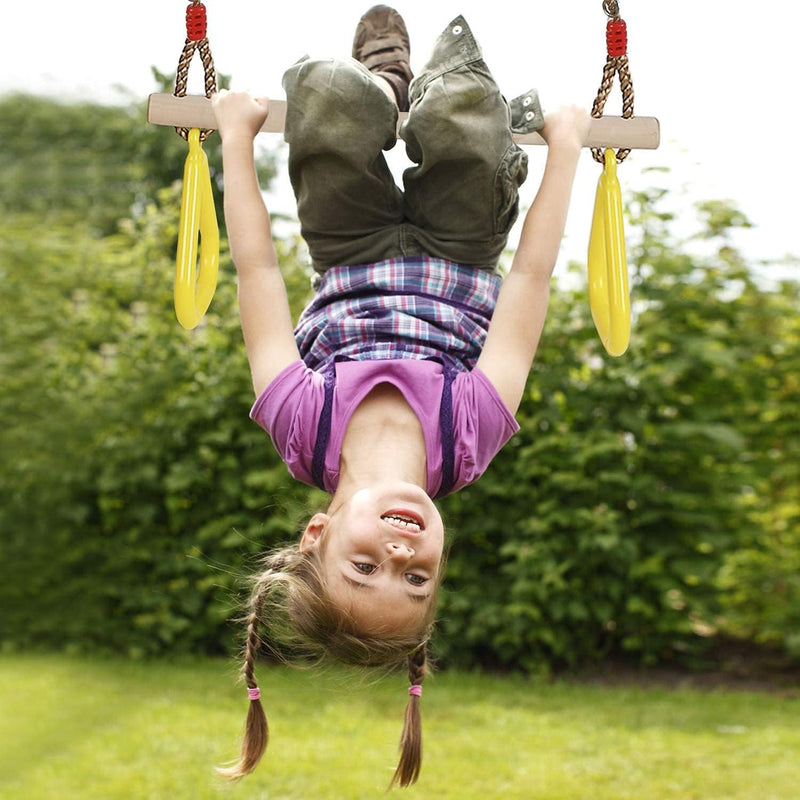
top-left (294, 256), bottom-right (501, 371)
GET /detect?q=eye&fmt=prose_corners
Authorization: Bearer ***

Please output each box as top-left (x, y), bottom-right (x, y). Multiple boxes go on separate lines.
top-left (354, 562), bottom-right (376, 575)
top-left (405, 573), bottom-right (428, 586)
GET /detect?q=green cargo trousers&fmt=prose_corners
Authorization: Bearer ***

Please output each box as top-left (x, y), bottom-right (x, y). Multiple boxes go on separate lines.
top-left (282, 15), bottom-right (544, 275)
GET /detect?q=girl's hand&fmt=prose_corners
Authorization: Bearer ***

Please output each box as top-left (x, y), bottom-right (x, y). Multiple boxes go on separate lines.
top-left (540, 105), bottom-right (591, 151)
top-left (211, 90), bottom-right (270, 142)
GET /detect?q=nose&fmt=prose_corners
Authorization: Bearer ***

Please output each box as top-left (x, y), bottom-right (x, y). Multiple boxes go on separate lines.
top-left (385, 542), bottom-right (415, 561)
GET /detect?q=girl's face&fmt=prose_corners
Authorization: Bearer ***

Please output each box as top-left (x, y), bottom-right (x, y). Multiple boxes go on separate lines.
top-left (300, 483), bottom-right (445, 636)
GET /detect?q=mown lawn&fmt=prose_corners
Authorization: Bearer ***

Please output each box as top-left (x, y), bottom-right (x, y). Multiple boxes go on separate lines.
top-left (1, 654), bottom-right (798, 799)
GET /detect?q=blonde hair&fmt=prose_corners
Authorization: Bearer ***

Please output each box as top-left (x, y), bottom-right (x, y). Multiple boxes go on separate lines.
top-left (218, 540), bottom-right (440, 788)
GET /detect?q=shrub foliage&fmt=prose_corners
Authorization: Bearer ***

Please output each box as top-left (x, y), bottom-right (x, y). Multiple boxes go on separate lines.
top-left (1, 95), bottom-right (798, 667)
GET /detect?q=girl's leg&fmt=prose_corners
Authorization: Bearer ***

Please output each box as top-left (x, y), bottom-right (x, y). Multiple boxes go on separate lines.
top-left (283, 57), bottom-right (405, 273)
top-left (400, 16), bottom-right (530, 269)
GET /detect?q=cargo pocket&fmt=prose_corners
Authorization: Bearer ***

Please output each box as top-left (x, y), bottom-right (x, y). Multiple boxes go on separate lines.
top-left (493, 143), bottom-right (528, 236)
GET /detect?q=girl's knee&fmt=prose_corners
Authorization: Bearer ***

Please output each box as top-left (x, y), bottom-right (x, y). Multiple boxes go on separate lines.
top-left (284, 58), bottom-right (397, 151)
top-left (285, 58), bottom-right (381, 113)
top-left (405, 68), bottom-right (512, 162)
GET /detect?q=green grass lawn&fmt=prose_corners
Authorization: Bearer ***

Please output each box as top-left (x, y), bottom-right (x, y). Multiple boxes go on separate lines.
top-left (1, 654), bottom-right (798, 799)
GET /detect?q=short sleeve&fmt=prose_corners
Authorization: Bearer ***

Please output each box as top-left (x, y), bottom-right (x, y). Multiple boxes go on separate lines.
top-left (449, 367), bottom-right (520, 492)
top-left (249, 361), bottom-right (325, 487)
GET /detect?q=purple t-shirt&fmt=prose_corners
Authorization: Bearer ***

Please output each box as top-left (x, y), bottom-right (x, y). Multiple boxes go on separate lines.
top-left (250, 358), bottom-right (518, 498)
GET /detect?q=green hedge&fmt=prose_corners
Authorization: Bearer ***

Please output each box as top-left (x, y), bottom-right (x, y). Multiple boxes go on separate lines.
top-left (1, 95), bottom-right (798, 668)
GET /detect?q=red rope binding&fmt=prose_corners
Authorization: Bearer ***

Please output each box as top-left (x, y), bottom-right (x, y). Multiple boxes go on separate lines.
top-left (606, 19), bottom-right (627, 57)
top-left (186, 2), bottom-right (208, 41)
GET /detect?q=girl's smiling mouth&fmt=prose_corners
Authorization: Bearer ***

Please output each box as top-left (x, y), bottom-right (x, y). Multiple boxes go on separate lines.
top-left (381, 510), bottom-right (424, 533)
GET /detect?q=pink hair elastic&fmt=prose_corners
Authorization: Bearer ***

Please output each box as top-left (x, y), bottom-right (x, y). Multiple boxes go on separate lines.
top-left (247, 687), bottom-right (261, 701)
top-left (408, 684), bottom-right (422, 698)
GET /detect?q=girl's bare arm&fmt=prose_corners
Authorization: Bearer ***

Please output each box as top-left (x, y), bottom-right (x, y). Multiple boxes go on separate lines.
top-left (212, 90), bottom-right (301, 396)
top-left (476, 106), bottom-right (590, 415)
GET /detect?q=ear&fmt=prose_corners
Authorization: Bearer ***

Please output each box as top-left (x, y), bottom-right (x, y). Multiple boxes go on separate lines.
top-left (299, 513), bottom-right (330, 554)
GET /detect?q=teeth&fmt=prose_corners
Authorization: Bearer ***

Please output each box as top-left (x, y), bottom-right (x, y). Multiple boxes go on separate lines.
top-left (382, 514), bottom-right (422, 532)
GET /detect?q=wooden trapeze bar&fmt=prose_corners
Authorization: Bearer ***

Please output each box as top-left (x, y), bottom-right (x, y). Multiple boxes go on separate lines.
top-left (147, 93), bottom-right (661, 150)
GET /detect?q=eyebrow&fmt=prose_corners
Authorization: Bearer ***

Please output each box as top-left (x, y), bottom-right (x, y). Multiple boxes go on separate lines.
top-left (341, 574), bottom-right (431, 603)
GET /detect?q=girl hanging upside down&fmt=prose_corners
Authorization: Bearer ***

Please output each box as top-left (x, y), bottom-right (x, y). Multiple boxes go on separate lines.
top-left (212, 4), bottom-right (589, 788)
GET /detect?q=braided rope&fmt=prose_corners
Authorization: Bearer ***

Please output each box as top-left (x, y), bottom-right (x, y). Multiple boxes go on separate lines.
top-left (174, 2), bottom-right (217, 141)
top-left (591, 1), bottom-right (634, 163)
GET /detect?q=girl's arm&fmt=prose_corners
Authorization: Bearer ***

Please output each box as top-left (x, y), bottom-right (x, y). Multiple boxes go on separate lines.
top-left (212, 90), bottom-right (302, 397)
top-left (476, 106), bottom-right (590, 415)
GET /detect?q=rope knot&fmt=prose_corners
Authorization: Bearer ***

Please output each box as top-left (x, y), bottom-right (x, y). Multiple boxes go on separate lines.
top-left (186, 2), bottom-right (208, 41)
top-left (606, 19), bottom-right (627, 57)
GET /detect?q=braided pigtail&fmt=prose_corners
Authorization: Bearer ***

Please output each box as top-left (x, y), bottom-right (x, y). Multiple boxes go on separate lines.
top-left (389, 643), bottom-right (429, 789)
top-left (217, 555), bottom-right (287, 780)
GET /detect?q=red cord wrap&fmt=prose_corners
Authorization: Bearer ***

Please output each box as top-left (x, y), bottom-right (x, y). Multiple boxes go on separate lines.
top-left (606, 19), bottom-right (627, 57)
top-left (186, 3), bottom-right (208, 41)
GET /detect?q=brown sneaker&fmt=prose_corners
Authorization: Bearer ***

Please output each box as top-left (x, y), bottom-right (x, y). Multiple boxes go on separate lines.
top-left (352, 5), bottom-right (413, 111)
